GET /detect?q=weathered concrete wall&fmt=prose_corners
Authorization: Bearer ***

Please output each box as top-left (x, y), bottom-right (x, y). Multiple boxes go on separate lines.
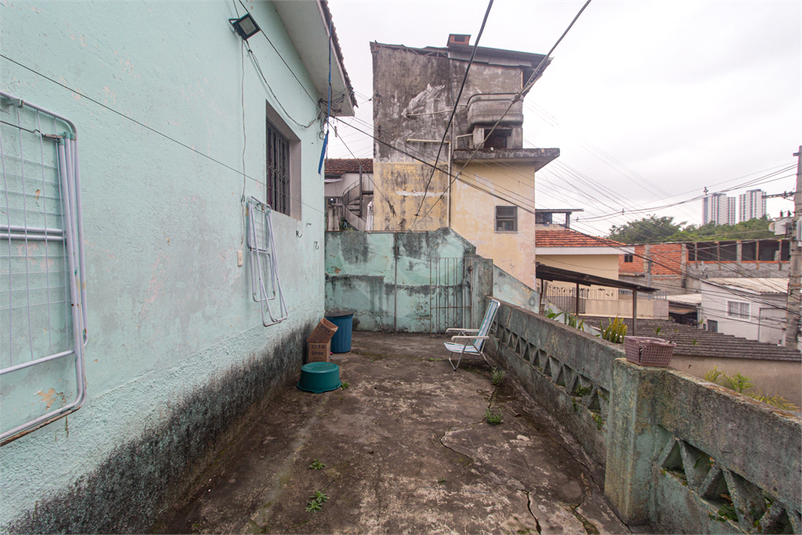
top-left (488, 300), bottom-right (619, 474)
top-left (452, 163), bottom-right (536, 286)
top-left (671, 355), bottom-right (802, 407)
top-left (607, 360), bottom-right (801, 534)
top-left (325, 229), bottom-right (476, 332)
top-left (493, 265), bottom-right (539, 313)
top-left (370, 41), bottom-right (537, 237)
top-left (1, 2), bottom-right (328, 532)
top-left (487, 301), bottom-right (802, 534)
top-left (371, 43), bottom-right (452, 231)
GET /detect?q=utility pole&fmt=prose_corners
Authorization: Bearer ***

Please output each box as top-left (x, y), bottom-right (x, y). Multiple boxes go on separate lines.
top-left (785, 146), bottom-right (802, 349)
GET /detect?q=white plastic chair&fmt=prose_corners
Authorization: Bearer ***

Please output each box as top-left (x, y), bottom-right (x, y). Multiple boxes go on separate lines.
top-left (444, 299), bottom-right (500, 371)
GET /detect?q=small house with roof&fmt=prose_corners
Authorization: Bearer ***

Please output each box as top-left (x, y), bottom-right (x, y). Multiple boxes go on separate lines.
top-left (699, 277), bottom-right (789, 345)
top-left (325, 158), bottom-right (374, 231)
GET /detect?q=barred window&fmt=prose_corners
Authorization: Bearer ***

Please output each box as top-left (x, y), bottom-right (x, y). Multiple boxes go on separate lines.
top-left (266, 120), bottom-right (290, 215)
top-left (623, 254), bottom-right (634, 263)
top-left (495, 206), bottom-right (517, 232)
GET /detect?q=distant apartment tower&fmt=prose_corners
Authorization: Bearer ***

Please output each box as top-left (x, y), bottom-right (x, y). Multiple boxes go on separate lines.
top-left (739, 189), bottom-right (766, 222)
top-left (703, 193), bottom-right (736, 225)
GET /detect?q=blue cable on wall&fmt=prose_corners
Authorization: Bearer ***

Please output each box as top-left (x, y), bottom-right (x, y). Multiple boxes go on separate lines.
top-left (318, 14), bottom-right (333, 174)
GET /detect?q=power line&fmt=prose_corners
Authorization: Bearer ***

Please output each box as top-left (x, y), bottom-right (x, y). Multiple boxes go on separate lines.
top-left (412, 0), bottom-right (494, 226)
top-left (0, 54), bottom-right (331, 218)
top-left (412, 0), bottom-right (593, 228)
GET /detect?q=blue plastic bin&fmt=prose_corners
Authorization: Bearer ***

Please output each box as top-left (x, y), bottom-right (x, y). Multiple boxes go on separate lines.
top-left (325, 312), bottom-right (353, 353)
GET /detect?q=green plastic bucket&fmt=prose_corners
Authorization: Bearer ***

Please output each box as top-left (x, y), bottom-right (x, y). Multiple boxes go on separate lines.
top-left (297, 362), bottom-right (341, 393)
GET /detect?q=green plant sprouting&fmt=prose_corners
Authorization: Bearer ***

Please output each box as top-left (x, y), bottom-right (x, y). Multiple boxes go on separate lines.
top-left (704, 367), bottom-right (798, 410)
top-left (485, 407), bottom-right (503, 425)
top-left (491, 367), bottom-right (506, 386)
top-left (546, 310), bottom-right (585, 331)
top-left (591, 413), bottom-right (604, 430)
top-left (306, 490), bottom-right (329, 513)
top-left (309, 459), bottom-right (325, 470)
top-left (599, 317), bottom-right (627, 344)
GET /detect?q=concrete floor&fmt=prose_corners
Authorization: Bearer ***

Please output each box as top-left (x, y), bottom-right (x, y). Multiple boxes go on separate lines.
top-left (152, 332), bottom-right (632, 534)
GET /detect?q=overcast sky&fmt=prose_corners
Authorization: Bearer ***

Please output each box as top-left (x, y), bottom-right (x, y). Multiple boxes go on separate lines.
top-left (325, 0), bottom-right (801, 236)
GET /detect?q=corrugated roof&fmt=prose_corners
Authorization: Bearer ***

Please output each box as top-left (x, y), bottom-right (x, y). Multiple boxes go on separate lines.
top-left (324, 158), bottom-right (373, 175)
top-left (706, 277), bottom-right (788, 295)
top-left (667, 293), bottom-right (703, 305)
top-left (536, 229), bottom-right (624, 248)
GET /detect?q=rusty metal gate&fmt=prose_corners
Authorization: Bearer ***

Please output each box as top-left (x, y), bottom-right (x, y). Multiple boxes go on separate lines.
top-left (429, 256), bottom-right (472, 334)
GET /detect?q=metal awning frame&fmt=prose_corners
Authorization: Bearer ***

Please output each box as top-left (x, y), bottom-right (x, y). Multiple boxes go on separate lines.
top-left (535, 263), bottom-right (658, 334)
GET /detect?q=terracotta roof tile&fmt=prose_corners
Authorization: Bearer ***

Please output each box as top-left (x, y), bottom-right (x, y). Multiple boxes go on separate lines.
top-left (536, 230), bottom-right (623, 248)
top-left (325, 158), bottom-right (373, 175)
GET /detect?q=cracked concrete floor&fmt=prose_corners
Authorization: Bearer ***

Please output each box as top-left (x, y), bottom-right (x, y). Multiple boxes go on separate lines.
top-left (152, 332), bottom-right (632, 534)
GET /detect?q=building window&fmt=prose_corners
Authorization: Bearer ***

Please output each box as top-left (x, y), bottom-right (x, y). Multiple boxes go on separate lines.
top-left (266, 120), bottom-right (290, 215)
top-left (727, 301), bottom-right (751, 320)
top-left (495, 206), bottom-right (517, 232)
top-left (623, 253), bottom-right (634, 263)
top-left (707, 320), bottom-right (718, 332)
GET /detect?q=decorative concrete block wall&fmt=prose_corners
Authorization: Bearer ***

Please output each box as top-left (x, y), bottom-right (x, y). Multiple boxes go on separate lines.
top-left (488, 300), bottom-right (802, 534)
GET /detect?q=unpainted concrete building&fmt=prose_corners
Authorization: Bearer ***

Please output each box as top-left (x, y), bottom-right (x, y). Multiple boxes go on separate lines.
top-left (371, 35), bottom-right (559, 288)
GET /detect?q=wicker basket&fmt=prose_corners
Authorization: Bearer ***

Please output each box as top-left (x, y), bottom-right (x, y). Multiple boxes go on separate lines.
top-left (624, 336), bottom-right (676, 367)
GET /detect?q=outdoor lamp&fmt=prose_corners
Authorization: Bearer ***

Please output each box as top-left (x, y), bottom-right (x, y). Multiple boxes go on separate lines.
top-left (230, 14), bottom-right (261, 40)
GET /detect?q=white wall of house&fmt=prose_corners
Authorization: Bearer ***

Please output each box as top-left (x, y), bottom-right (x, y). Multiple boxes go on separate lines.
top-left (700, 281), bottom-right (786, 344)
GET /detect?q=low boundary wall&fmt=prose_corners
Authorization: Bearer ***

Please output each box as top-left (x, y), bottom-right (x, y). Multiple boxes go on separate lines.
top-left (488, 300), bottom-right (802, 534)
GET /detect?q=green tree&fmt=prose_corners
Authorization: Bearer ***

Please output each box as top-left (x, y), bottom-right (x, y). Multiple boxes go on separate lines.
top-left (608, 215), bottom-right (774, 244)
top-left (667, 217), bottom-right (773, 242)
top-left (608, 215), bottom-right (683, 244)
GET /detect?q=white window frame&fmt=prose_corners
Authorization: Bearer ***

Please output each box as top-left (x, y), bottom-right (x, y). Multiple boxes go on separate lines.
top-left (726, 300), bottom-right (751, 320)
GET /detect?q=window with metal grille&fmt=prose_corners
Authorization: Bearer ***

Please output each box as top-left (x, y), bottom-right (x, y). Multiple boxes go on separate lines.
top-left (623, 253), bottom-right (634, 263)
top-left (495, 206), bottom-right (517, 232)
top-left (266, 120), bottom-right (290, 215)
top-left (727, 301), bottom-right (750, 320)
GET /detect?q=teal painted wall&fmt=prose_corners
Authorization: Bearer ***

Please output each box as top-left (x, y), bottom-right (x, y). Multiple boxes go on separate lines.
top-left (325, 229), bottom-right (476, 332)
top-left (1, 1), bottom-right (329, 531)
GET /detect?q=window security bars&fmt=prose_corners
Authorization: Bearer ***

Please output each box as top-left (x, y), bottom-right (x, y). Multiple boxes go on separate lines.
top-left (0, 91), bottom-right (87, 445)
top-left (266, 121), bottom-right (290, 216)
top-left (246, 196), bottom-right (288, 326)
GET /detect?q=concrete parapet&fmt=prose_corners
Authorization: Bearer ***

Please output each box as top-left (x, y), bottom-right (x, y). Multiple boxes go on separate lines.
top-left (489, 300), bottom-right (802, 534)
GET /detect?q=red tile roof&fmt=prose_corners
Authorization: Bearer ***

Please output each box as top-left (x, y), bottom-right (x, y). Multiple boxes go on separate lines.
top-left (536, 229), bottom-right (623, 248)
top-left (325, 158), bottom-right (373, 175)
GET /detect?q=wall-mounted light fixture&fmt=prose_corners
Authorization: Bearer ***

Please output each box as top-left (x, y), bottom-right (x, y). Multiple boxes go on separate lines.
top-left (230, 14), bottom-right (261, 40)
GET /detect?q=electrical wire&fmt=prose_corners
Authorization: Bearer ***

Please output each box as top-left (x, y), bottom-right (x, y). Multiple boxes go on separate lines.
top-left (412, 0), bottom-right (593, 228)
top-left (412, 0), bottom-right (494, 226)
top-left (0, 54), bottom-right (333, 218)
top-left (236, 0), bottom-right (319, 108)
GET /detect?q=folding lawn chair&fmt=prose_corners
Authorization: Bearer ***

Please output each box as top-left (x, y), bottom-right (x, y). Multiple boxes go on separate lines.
top-left (444, 299), bottom-right (500, 371)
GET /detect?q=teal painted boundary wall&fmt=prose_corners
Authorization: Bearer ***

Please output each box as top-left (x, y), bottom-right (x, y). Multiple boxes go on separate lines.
top-left (325, 229), bottom-right (477, 332)
top-left (493, 265), bottom-right (540, 314)
top-left (489, 300), bottom-right (802, 534)
top-left (1, 2), bottom-right (328, 532)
